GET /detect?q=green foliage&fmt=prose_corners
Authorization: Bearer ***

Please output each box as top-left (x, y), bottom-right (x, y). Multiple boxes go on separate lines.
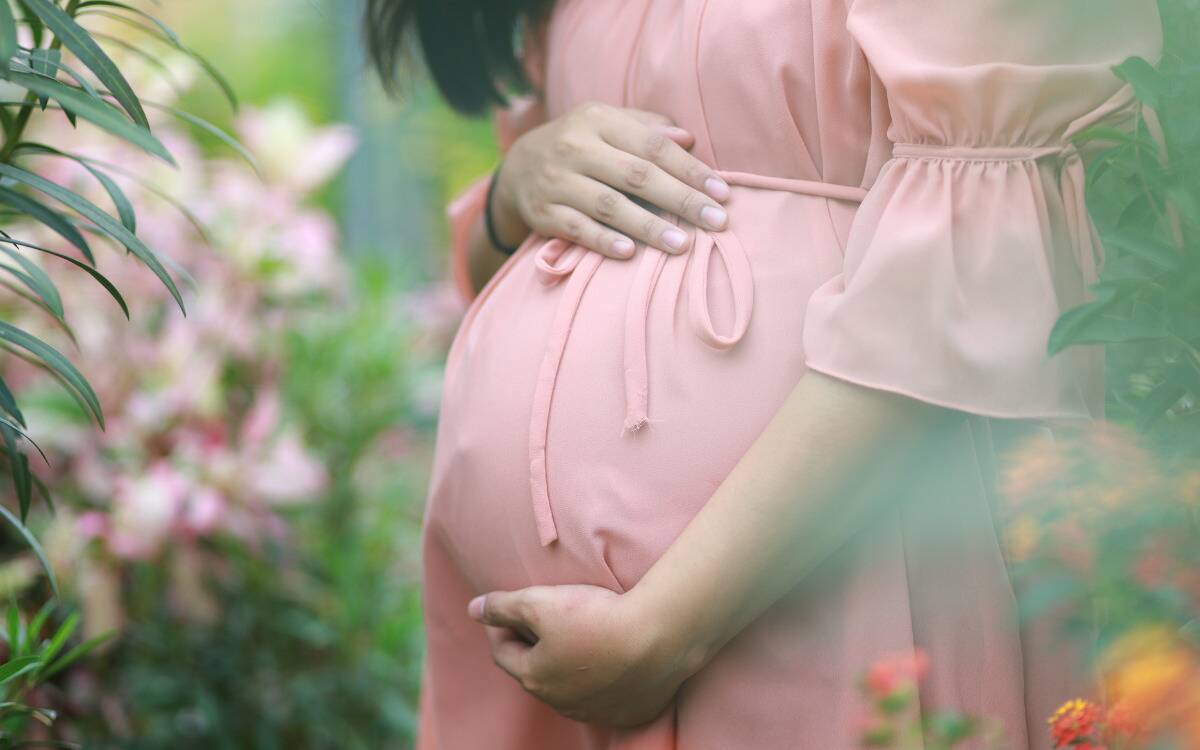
top-left (0, 600), bottom-right (110, 745)
top-left (1049, 0), bottom-right (1200, 453)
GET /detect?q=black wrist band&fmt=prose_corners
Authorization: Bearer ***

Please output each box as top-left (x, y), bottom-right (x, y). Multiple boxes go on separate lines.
top-left (485, 167), bottom-right (520, 256)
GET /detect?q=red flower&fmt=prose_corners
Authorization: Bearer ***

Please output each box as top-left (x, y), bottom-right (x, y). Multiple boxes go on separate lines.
top-left (865, 650), bottom-right (930, 699)
top-left (1049, 699), bottom-right (1101, 748)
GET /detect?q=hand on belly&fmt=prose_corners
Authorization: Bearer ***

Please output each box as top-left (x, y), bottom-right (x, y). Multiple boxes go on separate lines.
top-left (467, 583), bottom-right (701, 728)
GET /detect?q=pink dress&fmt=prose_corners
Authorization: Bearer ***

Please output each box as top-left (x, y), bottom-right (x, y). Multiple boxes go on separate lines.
top-left (419, 1), bottom-right (1163, 747)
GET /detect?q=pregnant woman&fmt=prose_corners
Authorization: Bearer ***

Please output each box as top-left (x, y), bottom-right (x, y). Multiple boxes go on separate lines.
top-left (366, 1), bottom-right (1163, 747)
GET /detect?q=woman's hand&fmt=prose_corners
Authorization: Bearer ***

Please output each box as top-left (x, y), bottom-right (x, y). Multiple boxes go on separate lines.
top-left (468, 584), bottom-right (703, 728)
top-left (491, 101), bottom-right (732, 259)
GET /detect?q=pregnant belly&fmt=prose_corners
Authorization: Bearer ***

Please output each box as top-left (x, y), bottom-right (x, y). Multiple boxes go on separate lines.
top-left (424, 189), bottom-right (848, 595)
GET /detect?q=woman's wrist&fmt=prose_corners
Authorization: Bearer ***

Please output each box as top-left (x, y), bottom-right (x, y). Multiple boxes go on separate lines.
top-left (487, 159), bottom-right (531, 252)
top-left (620, 576), bottom-right (725, 682)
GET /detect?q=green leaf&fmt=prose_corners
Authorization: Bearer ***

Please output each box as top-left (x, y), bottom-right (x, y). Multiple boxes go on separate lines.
top-left (5, 604), bottom-right (20, 652)
top-left (40, 631), bottom-right (112, 680)
top-left (0, 505), bottom-right (57, 598)
top-left (0, 187), bottom-right (94, 263)
top-left (0, 243), bottom-right (63, 318)
top-left (145, 101), bottom-right (259, 175)
top-left (0, 2), bottom-right (16, 72)
top-left (1048, 285), bottom-right (1120, 355)
top-left (0, 235), bottom-right (129, 318)
top-left (0, 423), bottom-right (32, 522)
top-left (0, 163), bottom-right (183, 311)
top-left (4, 71), bottom-right (173, 163)
top-left (25, 49), bottom-right (60, 110)
top-left (0, 656), bottom-right (40, 686)
top-left (0, 320), bottom-right (103, 427)
top-left (36, 612), bottom-right (77, 668)
top-left (1103, 226), bottom-right (1182, 270)
top-left (22, 0), bottom-right (149, 127)
top-left (1071, 124), bottom-right (1161, 153)
top-left (0, 376), bottom-right (26, 427)
top-left (1114, 55), bottom-right (1169, 110)
top-left (65, 154), bottom-right (211, 247)
top-left (0, 415), bottom-right (48, 468)
top-left (87, 30), bottom-right (187, 100)
top-left (76, 3), bottom-right (238, 111)
top-left (27, 601), bottom-right (54, 646)
top-left (15, 143), bottom-right (136, 232)
top-left (15, 48), bottom-right (105, 104)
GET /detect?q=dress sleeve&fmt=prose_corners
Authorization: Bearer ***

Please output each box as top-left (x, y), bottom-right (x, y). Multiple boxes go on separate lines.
top-left (447, 16), bottom-right (550, 307)
top-left (801, 0), bottom-right (1164, 420)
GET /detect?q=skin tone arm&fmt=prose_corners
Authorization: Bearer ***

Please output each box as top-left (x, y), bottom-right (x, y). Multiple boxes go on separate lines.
top-left (459, 101), bottom-right (733, 296)
top-left (468, 369), bottom-right (952, 727)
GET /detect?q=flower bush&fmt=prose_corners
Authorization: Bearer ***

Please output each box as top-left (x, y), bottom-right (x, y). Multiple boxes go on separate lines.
top-left (0, 40), bottom-right (457, 741)
top-left (2, 88), bottom-right (350, 633)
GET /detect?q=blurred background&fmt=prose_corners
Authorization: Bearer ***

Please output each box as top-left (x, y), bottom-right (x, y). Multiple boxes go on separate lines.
top-left (0, 0), bottom-right (499, 746)
top-left (0, 0), bottom-right (1197, 748)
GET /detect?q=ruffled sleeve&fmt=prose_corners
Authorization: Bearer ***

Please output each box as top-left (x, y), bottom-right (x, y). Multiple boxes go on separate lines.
top-left (447, 17), bottom-right (550, 307)
top-left (802, 0), bottom-right (1164, 420)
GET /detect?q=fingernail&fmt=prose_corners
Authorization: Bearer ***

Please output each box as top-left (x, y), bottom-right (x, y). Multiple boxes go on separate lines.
top-left (660, 125), bottom-right (691, 139)
top-left (468, 595), bottom-right (485, 621)
top-left (662, 228), bottom-right (689, 252)
top-left (704, 176), bottom-right (731, 201)
top-left (612, 236), bottom-right (635, 257)
top-left (701, 205), bottom-right (728, 230)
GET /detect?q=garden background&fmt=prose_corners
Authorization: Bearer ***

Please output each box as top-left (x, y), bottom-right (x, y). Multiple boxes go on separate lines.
top-left (0, 0), bottom-right (1197, 748)
top-left (0, 0), bottom-right (493, 746)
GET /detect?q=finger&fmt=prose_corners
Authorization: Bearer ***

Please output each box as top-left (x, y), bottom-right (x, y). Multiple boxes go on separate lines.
top-left (485, 625), bottom-right (534, 684)
top-left (552, 174), bottom-right (693, 255)
top-left (533, 203), bottom-right (638, 259)
top-left (469, 590), bottom-right (541, 632)
top-left (580, 142), bottom-right (728, 233)
top-left (619, 109), bottom-right (695, 149)
top-left (598, 118), bottom-right (730, 203)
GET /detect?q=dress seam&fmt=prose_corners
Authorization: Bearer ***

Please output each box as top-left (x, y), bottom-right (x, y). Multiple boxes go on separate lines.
top-left (693, 0), bottom-right (722, 167)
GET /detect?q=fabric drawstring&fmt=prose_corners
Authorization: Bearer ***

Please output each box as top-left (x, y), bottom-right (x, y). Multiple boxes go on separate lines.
top-left (527, 171), bottom-right (871, 546)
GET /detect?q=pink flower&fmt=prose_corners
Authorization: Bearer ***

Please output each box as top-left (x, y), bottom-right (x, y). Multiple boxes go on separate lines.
top-left (235, 100), bottom-right (357, 192)
top-left (184, 487), bottom-right (227, 537)
top-left (249, 431), bottom-right (327, 505)
top-left (75, 512), bottom-right (109, 540)
top-left (107, 463), bottom-right (188, 560)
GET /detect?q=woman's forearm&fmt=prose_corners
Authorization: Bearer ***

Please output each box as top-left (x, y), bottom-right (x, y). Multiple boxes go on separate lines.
top-left (626, 370), bottom-right (950, 673)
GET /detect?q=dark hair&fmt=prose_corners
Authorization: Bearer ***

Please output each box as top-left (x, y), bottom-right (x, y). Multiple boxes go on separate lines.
top-left (363, 0), bottom-right (552, 116)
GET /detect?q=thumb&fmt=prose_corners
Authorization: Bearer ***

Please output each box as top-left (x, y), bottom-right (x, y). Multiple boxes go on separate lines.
top-left (468, 590), bottom-right (536, 631)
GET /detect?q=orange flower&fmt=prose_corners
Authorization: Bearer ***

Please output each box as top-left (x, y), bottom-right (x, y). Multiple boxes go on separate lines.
top-left (1101, 627), bottom-right (1200, 748)
top-left (1048, 698), bottom-right (1101, 748)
